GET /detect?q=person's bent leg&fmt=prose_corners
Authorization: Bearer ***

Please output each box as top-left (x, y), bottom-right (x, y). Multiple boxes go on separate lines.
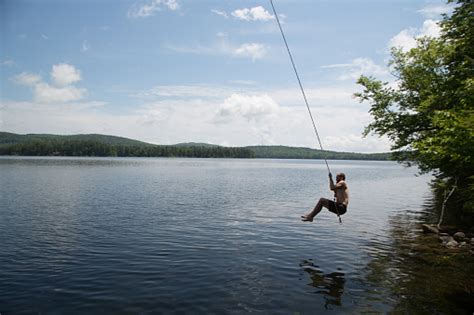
top-left (302, 198), bottom-right (330, 221)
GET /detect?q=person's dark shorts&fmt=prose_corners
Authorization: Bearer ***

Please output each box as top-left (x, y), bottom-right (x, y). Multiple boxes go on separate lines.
top-left (328, 201), bottom-right (347, 215)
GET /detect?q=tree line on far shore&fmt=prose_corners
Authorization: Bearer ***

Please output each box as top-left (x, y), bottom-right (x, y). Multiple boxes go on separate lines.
top-left (0, 139), bottom-right (255, 158)
top-left (247, 145), bottom-right (390, 160)
top-left (0, 137), bottom-right (392, 160)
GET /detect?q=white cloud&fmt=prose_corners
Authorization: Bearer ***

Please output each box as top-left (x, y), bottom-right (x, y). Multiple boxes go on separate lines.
top-left (82, 40), bottom-right (90, 52)
top-left (1, 101), bottom-right (104, 113)
top-left (51, 63), bottom-right (82, 87)
top-left (389, 19), bottom-right (441, 52)
top-left (215, 93), bottom-right (280, 123)
top-left (1, 59), bottom-right (15, 66)
top-left (322, 58), bottom-right (389, 81)
top-left (389, 29), bottom-right (417, 51)
top-left (211, 9), bottom-right (228, 18)
top-left (164, 0), bottom-right (178, 10)
top-left (2, 80), bottom-right (391, 152)
top-left (13, 72), bottom-right (42, 86)
top-left (0, 101), bottom-right (117, 137)
top-left (132, 84), bottom-right (234, 99)
top-left (128, 0), bottom-right (179, 18)
top-left (233, 43), bottom-right (268, 61)
top-left (11, 63), bottom-right (86, 103)
top-left (418, 4), bottom-right (454, 18)
top-left (165, 38), bottom-right (269, 61)
top-left (34, 83), bottom-right (86, 103)
top-left (134, 83), bottom-right (360, 110)
top-left (136, 108), bottom-right (168, 126)
top-left (420, 19), bottom-right (442, 38)
top-left (324, 134), bottom-right (391, 153)
top-left (41, 34), bottom-right (49, 40)
top-left (160, 90), bottom-right (368, 149)
top-left (232, 6), bottom-right (274, 21)
top-left (269, 86), bottom-right (356, 107)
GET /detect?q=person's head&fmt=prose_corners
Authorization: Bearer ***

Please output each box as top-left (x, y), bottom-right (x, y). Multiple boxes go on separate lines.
top-left (336, 173), bottom-right (345, 182)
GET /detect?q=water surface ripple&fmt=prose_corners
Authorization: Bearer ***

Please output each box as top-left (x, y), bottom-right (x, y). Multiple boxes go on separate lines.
top-left (0, 157), bottom-right (433, 313)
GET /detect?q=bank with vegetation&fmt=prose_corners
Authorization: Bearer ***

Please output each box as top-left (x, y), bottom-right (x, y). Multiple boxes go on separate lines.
top-left (358, 3), bottom-right (473, 308)
top-left (355, 0), bottom-right (473, 224)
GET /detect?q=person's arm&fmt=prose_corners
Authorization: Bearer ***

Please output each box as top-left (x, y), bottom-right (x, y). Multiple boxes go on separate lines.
top-left (329, 173), bottom-right (346, 191)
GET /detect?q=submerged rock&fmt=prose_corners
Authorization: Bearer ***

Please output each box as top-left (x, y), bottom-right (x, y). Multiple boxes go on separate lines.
top-left (421, 224), bottom-right (439, 234)
top-left (453, 232), bottom-right (466, 242)
top-left (439, 235), bottom-right (453, 244)
top-left (446, 240), bottom-right (459, 249)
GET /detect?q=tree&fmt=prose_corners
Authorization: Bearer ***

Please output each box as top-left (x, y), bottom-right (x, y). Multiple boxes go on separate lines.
top-left (355, 0), bottom-right (474, 215)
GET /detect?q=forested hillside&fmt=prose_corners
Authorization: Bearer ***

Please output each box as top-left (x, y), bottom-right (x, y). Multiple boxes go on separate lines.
top-left (0, 132), bottom-right (149, 146)
top-left (0, 132), bottom-right (391, 160)
top-left (247, 145), bottom-right (390, 160)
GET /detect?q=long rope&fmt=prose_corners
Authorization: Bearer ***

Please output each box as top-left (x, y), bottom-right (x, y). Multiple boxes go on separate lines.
top-left (270, 0), bottom-right (342, 223)
top-left (269, 0), bottom-right (330, 175)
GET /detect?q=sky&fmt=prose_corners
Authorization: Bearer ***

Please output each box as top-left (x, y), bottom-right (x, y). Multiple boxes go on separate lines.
top-left (0, 0), bottom-right (453, 152)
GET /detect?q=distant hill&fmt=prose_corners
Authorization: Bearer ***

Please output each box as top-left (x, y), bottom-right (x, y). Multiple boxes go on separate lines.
top-left (246, 145), bottom-right (391, 160)
top-left (173, 142), bottom-right (221, 148)
top-left (0, 132), bottom-right (253, 158)
top-left (0, 132), bottom-right (391, 160)
top-left (0, 132), bottom-right (149, 146)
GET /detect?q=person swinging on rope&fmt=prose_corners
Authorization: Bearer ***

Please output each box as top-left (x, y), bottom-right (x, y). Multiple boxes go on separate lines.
top-left (301, 172), bottom-right (349, 222)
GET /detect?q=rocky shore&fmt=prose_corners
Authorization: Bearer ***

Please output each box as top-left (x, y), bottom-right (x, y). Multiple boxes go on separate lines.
top-left (421, 224), bottom-right (474, 252)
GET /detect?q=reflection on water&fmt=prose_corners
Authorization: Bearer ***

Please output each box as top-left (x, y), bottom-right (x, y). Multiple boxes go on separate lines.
top-left (364, 197), bottom-right (474, 314)
top-left (300, 260), bottom-right (345, 310)
top-left (1, 157), bottom-right (471, 313)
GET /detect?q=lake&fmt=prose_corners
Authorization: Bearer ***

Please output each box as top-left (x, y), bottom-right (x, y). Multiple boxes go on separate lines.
top-left (0, 157), bottom-right (457, 313)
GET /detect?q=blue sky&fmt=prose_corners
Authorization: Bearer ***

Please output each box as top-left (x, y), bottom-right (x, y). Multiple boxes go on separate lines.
top-left (1, 0), bottom-right (452, 152)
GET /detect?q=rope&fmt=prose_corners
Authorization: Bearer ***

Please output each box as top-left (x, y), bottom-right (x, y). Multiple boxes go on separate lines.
top-left (269, 0), bottom-right (330, 174)
top-left (270, 0), bottom-right (341, 223)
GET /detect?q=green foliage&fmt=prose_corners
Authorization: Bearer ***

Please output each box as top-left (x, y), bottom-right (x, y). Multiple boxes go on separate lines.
top-left (173, 142), bottom-right (221, 148)
top-left (0, 132), bottom-right (150, 146)
top-left (355, 0), bottom-right (474, 214)
top-left (0, 132), bottom-right (391, 160)
top-left (0, 138), bottom-right (255, 158)
top-left (246, 145), bottom-right (391, 160)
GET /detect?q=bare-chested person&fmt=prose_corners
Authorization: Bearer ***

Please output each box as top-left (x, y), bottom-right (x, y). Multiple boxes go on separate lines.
top-left (301, 172), bottom-right (349, 222)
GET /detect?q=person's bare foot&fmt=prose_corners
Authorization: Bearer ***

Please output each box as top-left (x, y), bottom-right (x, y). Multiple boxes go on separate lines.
top-left (301, 216), bottom-right (313, 222)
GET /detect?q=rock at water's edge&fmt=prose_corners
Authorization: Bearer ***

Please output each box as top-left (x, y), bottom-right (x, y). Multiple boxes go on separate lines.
top-left (446, 240), bottom-right (459, 249)
top-left (439, 235), bottom-right (453, 244)
top-left (422, 224), bottom-right (439, 234)
top-left (453, 232), bottom-right (466, 242)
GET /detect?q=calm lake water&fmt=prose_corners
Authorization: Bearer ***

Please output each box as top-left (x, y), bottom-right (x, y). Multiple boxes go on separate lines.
top-left (0, 157), bottom-right (444, 313)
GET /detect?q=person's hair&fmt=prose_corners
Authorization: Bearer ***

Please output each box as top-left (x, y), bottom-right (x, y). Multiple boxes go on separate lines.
top-left (337, 173), bottom-right (346, 180)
